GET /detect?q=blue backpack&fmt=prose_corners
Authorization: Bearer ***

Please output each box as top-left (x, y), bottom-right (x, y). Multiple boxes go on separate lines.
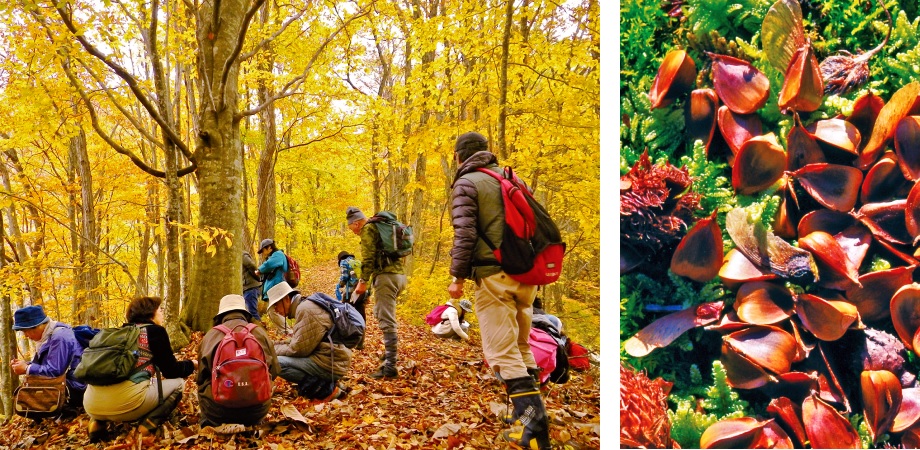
top-left (73, 325), bottom-right (101, 349)
top-left (304, 293), bottom-right (365, 349)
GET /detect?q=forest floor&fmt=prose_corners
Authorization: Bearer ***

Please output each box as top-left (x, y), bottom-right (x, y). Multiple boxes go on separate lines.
top-left (0, 263), bottom-right (601, 449)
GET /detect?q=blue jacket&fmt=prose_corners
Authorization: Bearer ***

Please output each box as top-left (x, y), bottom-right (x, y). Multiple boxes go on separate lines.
top-left (335, 257), bottom-right (360, 302)
top-left (29, 322), bottom-right (86, 393)
top-left (259, 249), bottom-right (288, 298)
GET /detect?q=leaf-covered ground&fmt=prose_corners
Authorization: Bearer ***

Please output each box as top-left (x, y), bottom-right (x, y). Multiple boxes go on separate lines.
top-left (1, 263), bottom-right (601, 449)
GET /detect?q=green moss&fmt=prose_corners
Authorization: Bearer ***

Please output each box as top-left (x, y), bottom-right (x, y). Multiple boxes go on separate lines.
top-left (668, 361), bottom-right (750, 448)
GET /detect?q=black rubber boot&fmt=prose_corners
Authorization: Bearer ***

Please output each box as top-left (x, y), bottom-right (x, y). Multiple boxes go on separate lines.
top-left (501, 368), bottom-right (545, 424)
top-left (137, 389), bottom-right (183, 436)
top-left (87, 418), bottom-right (109, 443)
top-left (370, 332), bottom-right (398, 379)
top-left (500, 377), bottom-right (551, 450)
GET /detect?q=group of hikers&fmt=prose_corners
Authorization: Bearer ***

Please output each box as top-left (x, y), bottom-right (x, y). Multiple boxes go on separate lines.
top-left (9, 132), bottom-right (561, 449)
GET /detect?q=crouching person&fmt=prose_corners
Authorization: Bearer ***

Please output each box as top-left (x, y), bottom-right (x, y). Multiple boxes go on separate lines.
top-left (267, 282), bottom-right (351, 401)
top-left (430, 299), bottom-right (474, 341)
top-left (10, 305), bottom-right (86, 415)
top-left (198, 295), bottom-right (279, 427)
top-left (82, 296), bottom-right (197, 442)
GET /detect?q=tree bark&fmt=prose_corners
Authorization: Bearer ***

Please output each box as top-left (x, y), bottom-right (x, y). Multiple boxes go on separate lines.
top-left (184, 0), bottom-right (250, 332)
top-left (255, 1), bottom-right (278, 246)
top-left (0, 213), bottom-right (16, 420)
top-left (497, 0), bottom-right (515, 160)
top-left (70, 124), bottom-right (102, 325)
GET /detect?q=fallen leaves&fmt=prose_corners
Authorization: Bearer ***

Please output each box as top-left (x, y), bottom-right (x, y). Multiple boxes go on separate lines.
top-left (0, 261), bottom-right (601, 449)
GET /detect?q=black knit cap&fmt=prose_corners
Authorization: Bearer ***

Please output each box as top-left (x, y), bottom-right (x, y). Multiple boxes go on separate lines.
top-left (454, 132), bottom-right (488, 163)
top-left (337, 251), bottom-right (354, 262)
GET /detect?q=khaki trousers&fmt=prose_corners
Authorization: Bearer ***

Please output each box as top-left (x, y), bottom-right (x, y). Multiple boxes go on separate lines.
top-left (476, 272), bottom-right (538, 380)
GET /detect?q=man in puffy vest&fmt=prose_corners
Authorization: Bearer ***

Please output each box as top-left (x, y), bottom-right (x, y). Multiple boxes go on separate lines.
top-left (197, 295), bottom-right (279, 426)
top-left (267, 282), bottom-right (351, 401)
top-left (447, 132), bottom-right (550, 450)
top-left (347, 207), bottom-right (406, 379)
top-left (10, 305), bottom-right (86, 410)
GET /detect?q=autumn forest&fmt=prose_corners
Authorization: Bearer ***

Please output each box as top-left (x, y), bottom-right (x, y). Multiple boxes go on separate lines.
top-left (0, 0), bottom-right (600, 435)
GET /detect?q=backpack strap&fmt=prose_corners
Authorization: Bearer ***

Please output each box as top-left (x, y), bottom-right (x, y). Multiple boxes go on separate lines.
top-left (130, 324), bottom-right (163, 404)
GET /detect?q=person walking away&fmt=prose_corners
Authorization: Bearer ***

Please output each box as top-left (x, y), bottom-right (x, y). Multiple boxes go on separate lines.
top-left (447, 131), bottom-right (551, 449)
top-left (10, 305), bottom-right (86, 412)
top-left (430, 300), bottom-right (473, 341)
top-left (255, 239), bottom-right (289, 330)
top-left (83, 296), bottom-right (197, 442)
top-left (266, 282), bottom-right (351, 401)
top-left (347, 206), bottom-right (407, 379)
top-left (242, 251), bottom-right (263, 321)
top-left (197, 294), bottom-right (279, 427)
top-left (335, 251), bottom-right (368, 349)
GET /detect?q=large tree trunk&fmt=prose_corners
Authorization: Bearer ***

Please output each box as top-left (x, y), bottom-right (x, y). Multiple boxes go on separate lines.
top-left (184, 0), bottom-right (248, 332)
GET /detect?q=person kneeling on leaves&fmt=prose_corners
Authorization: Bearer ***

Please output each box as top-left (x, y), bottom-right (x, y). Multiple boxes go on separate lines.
top-left (267, 282), bottom-right (351, 401)
top-left (430, 299), bottom-right (473, 341)
top-left (11, 305), bottom-right (86, 417)
top-left (197, 294), bottom-right (280, 427)
top-left (83, 297), bottom-right (197, 442)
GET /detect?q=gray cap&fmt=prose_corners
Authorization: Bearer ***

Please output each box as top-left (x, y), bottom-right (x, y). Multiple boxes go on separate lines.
top-left (346, 207), bottom-right (367, 225)
top-left (259, 239), bottom-right (274, 252)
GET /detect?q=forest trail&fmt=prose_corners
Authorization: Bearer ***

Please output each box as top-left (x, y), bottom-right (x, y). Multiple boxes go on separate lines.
top-left (0, 262), bottom-right (600, 449)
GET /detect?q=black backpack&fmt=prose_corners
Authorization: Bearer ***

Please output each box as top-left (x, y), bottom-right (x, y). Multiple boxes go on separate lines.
top-left (303, 292), bottom-right (366, 348)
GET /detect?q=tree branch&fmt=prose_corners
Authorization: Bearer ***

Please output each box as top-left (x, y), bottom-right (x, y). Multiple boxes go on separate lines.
top-left (75, 58), bottom-right (166, 151)
top-left (235, 2), bottom-right (375, 119)
top-left (0, 190), bottom-right (142, 295)
top-left (238, 6), bottom-right (308, 62)
top-left (62, 62), bottom-right (197, 177)
top-left (219, 0), bottom-right (267, 108)
top-left (50, 3), bottom-right (192, 157)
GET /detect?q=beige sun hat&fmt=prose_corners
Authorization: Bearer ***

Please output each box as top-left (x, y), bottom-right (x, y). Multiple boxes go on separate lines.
top-left (215, 294), bottom-right (250, 319)
top-left (267, 281), bottom-right (298, 310)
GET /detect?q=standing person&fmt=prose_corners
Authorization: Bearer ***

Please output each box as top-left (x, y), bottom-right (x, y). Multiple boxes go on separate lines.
top-left (347, 206), bottom-right (407, 379)
top-left (197, 295), bottom-right (279, 427)
top-left (83, 296), bottom-right (197, 442)
top-left (266, 282), bottom-right (351, 401)
top-left (10, 305), bottom-right (86, 411)
top-left (335, 251), bottom-right (367, 349)
top-left (242, 251), bottom-right (263, 321)
top-left (255, 239), bottom-right (289, 330)
top-left (446, 131), bottom-right (551, 449)
top-left (430, 299), bottom-right (473, 341)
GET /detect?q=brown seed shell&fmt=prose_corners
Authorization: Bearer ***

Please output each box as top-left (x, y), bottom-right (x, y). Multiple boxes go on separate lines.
top-left (711, 53), bottom-right (771, 114)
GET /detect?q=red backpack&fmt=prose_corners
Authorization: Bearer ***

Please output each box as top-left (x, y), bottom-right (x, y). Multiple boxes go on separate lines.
top-left (284, 254), bottom-right (300, 287)
top-left (211, 323), bottom-right (272, 408)
top-left (476, 167), bottom-right (566, 285)
top-left (425, 304), bottom-right (452, 326)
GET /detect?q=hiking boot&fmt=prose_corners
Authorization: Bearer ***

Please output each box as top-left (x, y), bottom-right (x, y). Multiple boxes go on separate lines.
top-left (369, 365), bottom-right (398, 379)
top-left (322, 386), bottom-right (348, 402)
top-left (500, 377), bottom-right (551, 450)
top-left (87, 418), bottom-right (109, 443)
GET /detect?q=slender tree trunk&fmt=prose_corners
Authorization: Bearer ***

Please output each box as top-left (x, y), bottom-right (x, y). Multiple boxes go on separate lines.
top-left (255, 1), bottom-right (278, 246)
top-left (184, 0), bottom-right (249, 332)
top-left (71, 125), bottom-right (102, 325)
top-left (0, 213), bottom-right (17, 420)
top-left (497, 0), bottom-right (514, 160)
top-left (2, 151), bottom-right (43, 304)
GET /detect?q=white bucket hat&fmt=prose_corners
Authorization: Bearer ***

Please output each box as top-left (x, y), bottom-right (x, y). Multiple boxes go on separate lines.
top-left (267, 281), bottom-right (298, 310)
top-left (215, 294), bottom-right (249, 319)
